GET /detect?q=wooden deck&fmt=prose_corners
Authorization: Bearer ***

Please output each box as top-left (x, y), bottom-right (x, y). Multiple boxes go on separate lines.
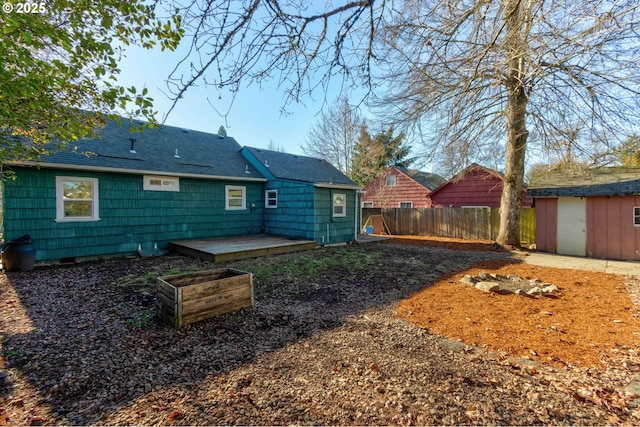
top-left (168, 235), bottom-right (316, 262)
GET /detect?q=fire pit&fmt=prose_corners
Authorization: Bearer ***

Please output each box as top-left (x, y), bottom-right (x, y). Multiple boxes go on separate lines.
top-left (460, 272), bottom-right (559, 296)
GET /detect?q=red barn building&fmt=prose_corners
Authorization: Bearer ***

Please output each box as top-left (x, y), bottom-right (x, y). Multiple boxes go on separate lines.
top-left (429, 163), bottom-right (533, 208)
top-left (361, 166), bottom-right (445, 208)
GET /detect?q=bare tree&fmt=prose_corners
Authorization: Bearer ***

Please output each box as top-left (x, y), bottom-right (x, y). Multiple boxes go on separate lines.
top-left (267, 139), bottom-right (286, 153)
top-left (164, 1), bottom-right (384, 114)
top-left (301, 98), bottom-right (366, 176)
top-left (163, 0), bottom-right (640, 246)
top-left (374, 0), bottom-right (640, 245)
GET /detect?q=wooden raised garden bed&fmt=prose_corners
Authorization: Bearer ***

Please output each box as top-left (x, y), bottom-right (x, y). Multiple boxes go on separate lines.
top-left (156, 268), bottom-right (254, 328)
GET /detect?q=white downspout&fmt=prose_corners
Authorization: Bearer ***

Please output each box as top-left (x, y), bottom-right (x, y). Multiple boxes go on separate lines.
top-left (354, 191), bottom-right (359, 241)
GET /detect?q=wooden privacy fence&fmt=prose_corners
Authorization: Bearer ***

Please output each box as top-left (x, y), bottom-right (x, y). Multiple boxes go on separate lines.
top-left (362, 207), bottom-right (535, 245)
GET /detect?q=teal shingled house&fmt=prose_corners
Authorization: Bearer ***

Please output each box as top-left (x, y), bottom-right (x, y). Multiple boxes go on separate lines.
top-left (2, 119), bottom-right (361, 263)
top-left (241, 147), bottom-right (361, 245)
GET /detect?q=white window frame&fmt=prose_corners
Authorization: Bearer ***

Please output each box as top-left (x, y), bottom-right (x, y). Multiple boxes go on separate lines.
top-left (225, 185), bottom-right (246, 210)
top-left (399, 201), bottom-right (413, 208)
top-left (333, 193), bottom-right (347, 217)
top-left (634, 207), bottom-right (640, 227)
top-left (386, 175), bottom-right (396, 186)
top-left (55, 176), bottom-right (100, 222)
top-left (265, 189), bottom-right (278, 208)
top-left (362, 201), bottom-right (374, 208)
top-left (143, 175), bottom-right (179, 192)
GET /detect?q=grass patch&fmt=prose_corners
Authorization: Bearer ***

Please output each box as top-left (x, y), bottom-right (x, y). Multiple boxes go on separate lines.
top-left (242, 246), bottom-right (381, 289)
top-left (126, 308), bottom-right (155, 330)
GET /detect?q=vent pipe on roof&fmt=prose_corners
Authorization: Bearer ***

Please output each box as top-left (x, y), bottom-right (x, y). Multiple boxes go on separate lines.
top-left (265, 160), bottom-right (270, 167)
top-left (129, 138), bottom-right (137, 154)
top-left (217, 126), bottom-right (227, 139)
top-left (174, 149), bottom-right (180, 159)
top-left (245, 165), bottom-right (251, 174)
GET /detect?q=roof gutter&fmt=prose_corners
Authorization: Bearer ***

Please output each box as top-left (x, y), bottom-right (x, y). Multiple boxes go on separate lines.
top-left (314, 182), bottom-right (362, 190)
top-left (7, 161), bottom-right (268, 182)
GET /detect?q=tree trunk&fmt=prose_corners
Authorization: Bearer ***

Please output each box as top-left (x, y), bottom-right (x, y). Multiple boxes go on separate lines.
top-left (496, 0), bottom-right (530, 247)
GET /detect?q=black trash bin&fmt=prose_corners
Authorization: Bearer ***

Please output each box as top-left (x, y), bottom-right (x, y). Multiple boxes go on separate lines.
top-left (2, 235), bottom-right (36, 272)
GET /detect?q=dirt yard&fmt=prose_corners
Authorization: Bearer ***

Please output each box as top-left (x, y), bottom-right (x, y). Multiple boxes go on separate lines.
top-left (1, 237), bottom-right (639, 425)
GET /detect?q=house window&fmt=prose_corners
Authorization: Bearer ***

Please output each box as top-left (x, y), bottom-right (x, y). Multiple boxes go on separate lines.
top-left (386, 175), bottom-right (396, 186)
top-left (634, 207), bottom-right (640, 226)
top-left (399, 201), bottom-right (413, 208)
top-left (56, 176), bottom-right (99, 222)
top-left (265, 190), bottom-right (278, 208)
top-left (225, 185), bottom-right (246, 210)
top-left (333, 193), bottom-right (346, 217)
top-left (362, 202), bottom-right (374, 208)
top-left (143, 175), bottom-right (179, 192)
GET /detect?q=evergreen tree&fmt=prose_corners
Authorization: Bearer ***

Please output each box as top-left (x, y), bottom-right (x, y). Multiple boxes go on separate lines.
top-left (351, 126), bottom-right (413, 186)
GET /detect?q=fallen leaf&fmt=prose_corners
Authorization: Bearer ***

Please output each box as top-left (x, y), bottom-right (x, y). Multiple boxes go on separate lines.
top-left (168, 411), bottom-right (184, 420)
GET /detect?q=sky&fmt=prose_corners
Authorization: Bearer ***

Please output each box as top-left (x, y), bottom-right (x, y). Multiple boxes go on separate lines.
top-left (116, 44), bottom-right (346, 156)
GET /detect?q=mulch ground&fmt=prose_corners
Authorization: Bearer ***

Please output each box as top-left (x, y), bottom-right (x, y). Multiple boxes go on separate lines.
top-left (398, 258), bottom-right (640, 367)
top-left (1, 236), bottom-right (640, 425)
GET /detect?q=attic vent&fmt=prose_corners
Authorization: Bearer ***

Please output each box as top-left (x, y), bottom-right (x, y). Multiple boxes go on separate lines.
top-left (217, 126), bottom-right (227, 139)
top-left (174, 149), bottom-right (180, 159)
top-left (245, 165), bottom-right (251, 174)
top-left (129, 138), bottom-right (137, 154)
top-left (264, 160), bottom-right (270, 167)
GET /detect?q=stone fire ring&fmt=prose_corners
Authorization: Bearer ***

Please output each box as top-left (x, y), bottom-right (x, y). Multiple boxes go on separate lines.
top-left (461, 272), bottom-right (559, 296)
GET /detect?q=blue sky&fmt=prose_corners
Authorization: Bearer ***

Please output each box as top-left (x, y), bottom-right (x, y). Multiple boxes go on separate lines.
top-left (116, 44), bottom-right (347, 156)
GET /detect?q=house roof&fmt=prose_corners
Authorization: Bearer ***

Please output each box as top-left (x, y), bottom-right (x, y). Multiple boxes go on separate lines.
top-left (15, 119), bottom-right (265, 181)
top-left (242, 147), bottom-right (359, 188)
top-left (429, 163), bottom-right (505, 196)
top-left (527, 167), bottom-right (640, 197)
top-left (394, 167), bottom-right (446, 190)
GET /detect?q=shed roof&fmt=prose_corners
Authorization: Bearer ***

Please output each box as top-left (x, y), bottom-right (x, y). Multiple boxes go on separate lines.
top-left (527, 167), bottom-right (640, 197)
top-left (243, 147), bottom-right (359, 188)
top-left (17, 119), bottom-right (265, 181)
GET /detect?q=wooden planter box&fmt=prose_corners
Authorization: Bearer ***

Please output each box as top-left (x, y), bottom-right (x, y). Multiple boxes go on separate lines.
top-left (156, 268), bottom-right (254, 328)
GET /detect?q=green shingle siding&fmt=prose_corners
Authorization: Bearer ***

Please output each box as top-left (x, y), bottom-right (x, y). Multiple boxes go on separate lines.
top-left (263, 181), bottom-right (316, 239)
top-left (313, 188), bottom-right (356, 244)
top-left (3, 167), bottom-right (265, 261)
top-left (260, 182), bottom-right (357, 244)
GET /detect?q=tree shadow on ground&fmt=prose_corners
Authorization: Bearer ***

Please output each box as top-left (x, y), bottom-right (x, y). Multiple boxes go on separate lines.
top-left (0, 242), bottom-right (514, 424)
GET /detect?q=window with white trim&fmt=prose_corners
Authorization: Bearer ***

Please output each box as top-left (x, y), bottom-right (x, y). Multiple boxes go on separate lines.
top-left (634, 207), bottom-right (640, 226)
top-left (143, 175), bottom-right (179, 192)
top-left (399, 201), bottom-right (413, 208)
top-left (56, 176), bottom-right (99, 221)
top-left (225, 185), bottom-right (246, 210)
top-left (333, 193), bottom-right (346, 217)
top-left (265, 190), bottom-right (278, 208)
top-left (385, 175), bottom-right (396, 186)
top-left (362, 202), bottom-right (374, 208)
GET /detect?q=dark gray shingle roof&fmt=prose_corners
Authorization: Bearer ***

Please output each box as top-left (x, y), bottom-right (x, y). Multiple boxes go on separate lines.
top-left (33, 120), bottom-right (264, 180)
top-left (243, 147), bottom-right (358, 187)
top-left (527, 167), bottom-right (640, 197)
top-left (395, 167), bottom-right (446, 190)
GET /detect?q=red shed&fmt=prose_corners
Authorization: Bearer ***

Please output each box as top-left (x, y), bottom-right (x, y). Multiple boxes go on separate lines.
top-left (528, 167), bottom-right (640, 261)
top-left (361, 166), bottom-right (445, 208)
top-left (429, 163), bottom-right (533, 208)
